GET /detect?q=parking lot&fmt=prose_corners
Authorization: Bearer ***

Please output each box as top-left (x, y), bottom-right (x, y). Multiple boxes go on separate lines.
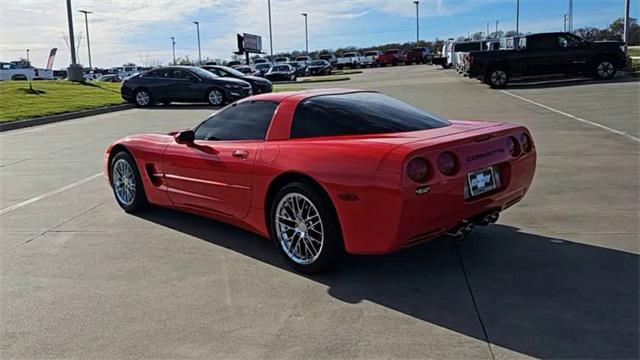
top-left (1, 65), bottom-right (638, 359)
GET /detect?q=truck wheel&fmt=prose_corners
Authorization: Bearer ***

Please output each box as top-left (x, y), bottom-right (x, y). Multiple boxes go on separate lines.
top-left (485, 68), bottom-right (509, 89)
top-left (593, 59), bottom-right (616, 80)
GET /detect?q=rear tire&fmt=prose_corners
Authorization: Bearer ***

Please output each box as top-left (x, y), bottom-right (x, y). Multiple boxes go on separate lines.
top-left (485, 67), bottom-right (509, 89)
top-left (207, 88), bottom-right (224, 106)
top-left (269, 182), bottom-right (343, 274)
top-left (110, 151), bottom-right (148, 213)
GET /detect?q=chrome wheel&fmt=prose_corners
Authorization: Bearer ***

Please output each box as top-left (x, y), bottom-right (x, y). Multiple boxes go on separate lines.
top-left (597, 61), bottom-right (615, 78)
top-left (275, 192), bottom-right (324, 265)
top-left (135, 90), bottom-right (150, 106)
top-left (208, 89), bottom-right (223, 105)
top-left (112, 158), bottom-right (136, 206)
top-left (490, 70), bottom-right (508, 86)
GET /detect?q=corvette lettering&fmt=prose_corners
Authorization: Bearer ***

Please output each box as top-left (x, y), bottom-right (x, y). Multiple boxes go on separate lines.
top-left (466, 148), bottom-right (504, 162)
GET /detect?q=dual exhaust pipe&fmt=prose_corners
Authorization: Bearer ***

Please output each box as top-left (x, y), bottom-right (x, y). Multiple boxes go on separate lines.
top-left (445, 210), bottom-right (500, 238)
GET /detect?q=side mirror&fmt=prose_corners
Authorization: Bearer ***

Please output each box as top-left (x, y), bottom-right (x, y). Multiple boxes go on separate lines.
top-left (175, 129), bottom-right (195, 144)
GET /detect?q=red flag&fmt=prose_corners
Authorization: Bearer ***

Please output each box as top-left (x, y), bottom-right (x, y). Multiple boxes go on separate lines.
top-left (46, 48), bottom-right (57, 70)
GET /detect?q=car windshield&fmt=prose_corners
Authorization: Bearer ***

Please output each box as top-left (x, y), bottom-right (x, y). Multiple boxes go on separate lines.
top-left (217, 66), bottom-right (245, 77)
top-left (309, 61), bottom-right (325, 66)
top-left (188, 67), bottom-right (218, 79)
top-left (291, 92), bottom-right (450, 138)
top-left (256, 64), bottom-right (271, 70)
top-left (272, 66), bottom-right (289, 72)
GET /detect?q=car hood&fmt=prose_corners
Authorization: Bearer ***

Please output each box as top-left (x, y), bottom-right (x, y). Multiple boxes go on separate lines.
top-left (244, 75), bottom-right (270, 83)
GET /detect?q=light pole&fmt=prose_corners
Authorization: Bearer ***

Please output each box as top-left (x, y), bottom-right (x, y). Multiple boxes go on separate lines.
top-left (623, 0), bottom-right (631, 53)
top-left (193, 21), bottom-right (202, 64)
top-left (515, 0), bottom-right (520, 35)
top-left (568, 0), bottom-right (573, 32)
top-left (170, 37), bottom-right (176, 65)
top-left (78, 10), bottom-right (92, 69)
top-left (495, 20), bottom-right (499, 35)
top-left (564, 14), bottom-right (567, 32)
top-left (65, 0), bottom-right (82, 81)
top-left (487, 22), bottom-right (490, 38)
top-left (301, 13), bottom-right (308, 54)
top-left (413, 1), bottom-right (420, 45)
top-left (26, 49), bottom-right (30, 64)
top-left (268, 0), bottom-right (274, 62)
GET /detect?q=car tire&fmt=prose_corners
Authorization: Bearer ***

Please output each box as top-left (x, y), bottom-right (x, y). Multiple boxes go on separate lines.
top-left (270, 182), bottom-right (343, 274)
top-left (207, 88), bottom-right (224, 106)
top-left (110, 151), bottom-right (148, 213)
top-left (593, 58), bottom-right (616, 80)
top-left (485, 67), bottom-right (509, 89)
top-left (134, 89), bottom-right (152, 107)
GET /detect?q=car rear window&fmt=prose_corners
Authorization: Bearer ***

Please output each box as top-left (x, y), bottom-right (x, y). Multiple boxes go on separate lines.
top-left (291, 92), bottom-right (450, 138)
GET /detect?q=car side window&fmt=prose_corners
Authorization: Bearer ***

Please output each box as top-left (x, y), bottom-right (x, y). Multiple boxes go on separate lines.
top-left (559, 35), bottom-right (581, 48)
top-left (172, 70), bottom-right (197, 80)
top-left (529, 35), bottom-right (559, 50)
top-left (194, 101), bottom-right (278, 141)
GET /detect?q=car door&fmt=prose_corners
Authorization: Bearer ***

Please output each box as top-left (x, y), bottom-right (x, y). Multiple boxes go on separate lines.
top-left (140, 69), bottom-right (172, 99)
top-left (170, 69), bottom-right (203, 101)
top-left (162, 100), bottom-right (278, 219)
top-left (526, 34), bottom-right (563, 75)
top-left (558, 34), bottom-right (589, 73)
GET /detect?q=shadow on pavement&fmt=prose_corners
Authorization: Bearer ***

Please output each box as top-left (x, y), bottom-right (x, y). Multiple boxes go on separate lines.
top-left (505, 73), bottom-right (639, 89)
top-left (136, 207), bottom-right (639, 359)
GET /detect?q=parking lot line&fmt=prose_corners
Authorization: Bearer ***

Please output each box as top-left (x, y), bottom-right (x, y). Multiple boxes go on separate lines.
top-left (0, 172), bottom-right (103, 216)
top-left (500, 90), bottom-right (640, 143)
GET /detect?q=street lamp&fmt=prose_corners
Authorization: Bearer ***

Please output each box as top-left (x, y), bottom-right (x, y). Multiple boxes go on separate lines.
top-left (413, 1), bottom-right (420, 45)
top-left (301, 13), bottom-right (308, 54)
top-left (26, 49), bottom-right (30, 64)
top-left (65, 0), bottom-right (83, 81)
top-left (568, 0), bottom-right (573, 32)
top-left (78, 10), bottom-right (93, 69)
top-left (268, 0), bottom-right (274, 62)
top-left (193, 21), bottom-right (202, 64)
top-left (170, 37), bottom-right (176, 65)
top-left (515, 0), bottom-right (520, 35)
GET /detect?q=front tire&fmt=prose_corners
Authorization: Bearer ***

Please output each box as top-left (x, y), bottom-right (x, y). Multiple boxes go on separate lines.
top-left (134, 89), bottom-right (152, 107)
top-left (207, 88), bottom-right (224, 106)
top-left (110, 152), bottom-right (148, 213)
top-left (270, 182), bottom-right (342, 273)
top-left (593, 59), bottom-right (616, 80)
top-left (485, 68), bottom-right (509, 88)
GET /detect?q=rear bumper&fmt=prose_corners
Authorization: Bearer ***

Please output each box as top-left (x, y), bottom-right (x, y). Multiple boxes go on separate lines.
top-left (121, 86), bottom-right (134, 102)
top-left (336, 150), bottom-right (536, 255)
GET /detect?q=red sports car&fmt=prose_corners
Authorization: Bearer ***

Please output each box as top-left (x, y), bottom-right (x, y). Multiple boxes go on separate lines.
top-left (104, 89), bottom-right (536, 273)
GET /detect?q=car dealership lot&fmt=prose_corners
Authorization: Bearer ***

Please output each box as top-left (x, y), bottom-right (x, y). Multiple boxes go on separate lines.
top-left (1, 66), bottom-right (638, 359)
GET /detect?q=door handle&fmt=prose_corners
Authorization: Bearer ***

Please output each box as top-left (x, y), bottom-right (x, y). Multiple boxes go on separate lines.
top-left (232, 150), bottom-right (249, 159)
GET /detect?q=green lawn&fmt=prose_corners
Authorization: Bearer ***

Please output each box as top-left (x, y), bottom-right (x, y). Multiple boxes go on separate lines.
top-left (627, 47), bottom-right (640, 57)
top-left (0, 80), bottom-right (124, 122)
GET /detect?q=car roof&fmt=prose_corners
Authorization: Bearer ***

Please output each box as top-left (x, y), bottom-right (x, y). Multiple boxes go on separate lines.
top-left (238, 88), bottom-right (365, 103)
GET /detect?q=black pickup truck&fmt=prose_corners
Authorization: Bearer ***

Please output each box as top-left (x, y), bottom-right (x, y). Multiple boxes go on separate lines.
top-left (467, 32), bottom-right (627, 88)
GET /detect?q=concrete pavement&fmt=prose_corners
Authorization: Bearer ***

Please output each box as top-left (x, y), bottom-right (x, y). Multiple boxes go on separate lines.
top-left (1, 65), bottom-right (638, 359)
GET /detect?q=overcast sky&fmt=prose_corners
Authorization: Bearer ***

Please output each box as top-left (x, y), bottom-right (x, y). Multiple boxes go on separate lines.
top-left (0, 0), bottom-right (635, 69)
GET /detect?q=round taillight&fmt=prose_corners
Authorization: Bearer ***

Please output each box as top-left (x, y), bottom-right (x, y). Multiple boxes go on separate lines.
top-left (520, 133), bottom-right (532, 153)
top-left (407, 158), bottom-right (429, 183)
top-left (437, 151), bottom-right (458, 176)
top-left (507, 136), bottom-right (521, 157)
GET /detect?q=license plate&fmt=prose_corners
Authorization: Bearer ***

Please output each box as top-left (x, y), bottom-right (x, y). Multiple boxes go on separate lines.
top-left (467, 166), bottom-right (498, 197)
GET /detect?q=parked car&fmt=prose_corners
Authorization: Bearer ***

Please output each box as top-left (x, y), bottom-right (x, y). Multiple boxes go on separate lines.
top-left (104, 89), bottom-right (536, 273)
top-left (451, 41), bottom-right (485, 73)
top-left (361, 51), bottom-right (382, 67)
top-left (112, 65), bottom-right (143, 78)
top-left (227, 60), bottom-right (241, 67)
top-left (286, 61), bottom-right (308, 77)
top-left (233, 65), bottom-right (260, 77)
top-left (467, 32), bottom-right (627, 88)
top-left (307, 60), bottom-right (332, 76)
top-left (295, 56), bottom-right (312, 67)
top-left (461, 41), bottom-right (501, 75)
top-left (255, 63), bottom-right (271, 77)
top-left (406, 47), bottom-right (433, 64)
top-left (336, 52), bottom-right (361, 69)
top-left (432, 40), bottom-right (456, 68)
top-left (274, 56), bottom-right (290, 64)
top-left (265, 64), bottom-right (297, 81)
top-left (97, 74), bottom-right (122, 82)
top-left (254, 58), bottom-right (268, 64)
top-left (377, 49), bottom-right (406, 66)
top-left (0, 62), bottom-right (35, 80)
top-left (318, 54), bottom-right (337, 67)
top-left (121, 66), bottom-right (252, 107)
top-left (202, 65), bottom-right (272, 94)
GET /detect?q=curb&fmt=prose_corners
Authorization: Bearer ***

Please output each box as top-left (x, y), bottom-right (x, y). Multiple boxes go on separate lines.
top-left (0, 103), bottom-right (134, 132)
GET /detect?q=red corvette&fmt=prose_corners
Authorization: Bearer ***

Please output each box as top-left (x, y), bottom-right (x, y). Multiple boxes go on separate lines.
top-left (105, 89), bottom-right (536, 272)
